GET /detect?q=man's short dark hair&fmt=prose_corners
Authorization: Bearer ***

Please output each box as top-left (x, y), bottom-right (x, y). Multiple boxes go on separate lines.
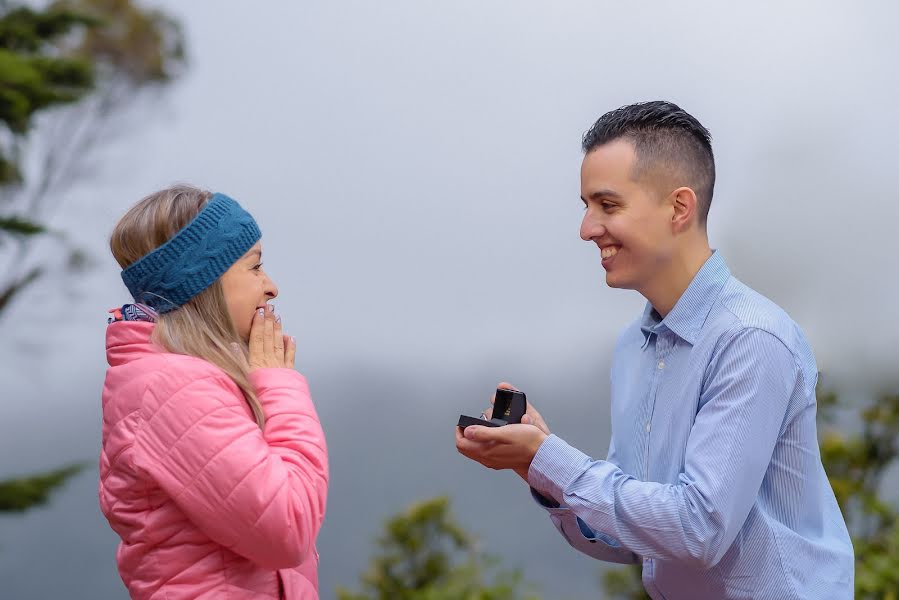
top-left (582, 101), bottom-right (716, 224)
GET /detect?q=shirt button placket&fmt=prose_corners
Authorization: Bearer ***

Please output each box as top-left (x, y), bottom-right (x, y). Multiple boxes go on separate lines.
top-left (645, 332), bottom-right (670, 480)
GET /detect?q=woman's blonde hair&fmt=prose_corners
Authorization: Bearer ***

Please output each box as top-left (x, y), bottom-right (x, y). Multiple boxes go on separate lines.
top-left (110, 184), bottom-right (265, 428)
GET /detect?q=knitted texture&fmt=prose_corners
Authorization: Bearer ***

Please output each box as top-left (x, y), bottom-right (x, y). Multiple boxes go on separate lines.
top-left (120, 193), bottom-right (261, 313)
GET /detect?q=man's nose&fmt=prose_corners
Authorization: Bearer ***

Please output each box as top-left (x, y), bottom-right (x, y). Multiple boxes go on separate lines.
top-left (580, 212), bottom-right (605, 241)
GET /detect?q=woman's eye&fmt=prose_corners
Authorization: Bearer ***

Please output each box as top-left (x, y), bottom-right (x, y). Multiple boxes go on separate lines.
top-left (252, 263), bottom-right (263, 271)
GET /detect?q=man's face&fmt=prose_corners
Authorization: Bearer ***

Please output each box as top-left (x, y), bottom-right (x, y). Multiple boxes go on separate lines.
top-left (579, 139), bottom-right (676, 293)
top-left (220, 241), bottom-right (279, 340)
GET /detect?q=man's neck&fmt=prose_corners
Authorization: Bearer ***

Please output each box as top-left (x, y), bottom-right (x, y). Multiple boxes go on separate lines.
top-left (641, 244), bottom-right (713, 318)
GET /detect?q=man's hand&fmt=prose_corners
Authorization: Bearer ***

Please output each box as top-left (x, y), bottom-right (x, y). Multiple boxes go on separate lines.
top-left (483, 382), bottom-right (552, 434)
top-left (455, 382), bottom-right (552, 482)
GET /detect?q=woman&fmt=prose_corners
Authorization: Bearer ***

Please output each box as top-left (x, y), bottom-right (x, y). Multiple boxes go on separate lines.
top-left (99, 184), bottom-right (328, 599)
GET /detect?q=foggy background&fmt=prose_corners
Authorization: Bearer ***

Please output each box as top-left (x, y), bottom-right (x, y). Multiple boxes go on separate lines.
top-left (2, 1), bottom-right (898, 598)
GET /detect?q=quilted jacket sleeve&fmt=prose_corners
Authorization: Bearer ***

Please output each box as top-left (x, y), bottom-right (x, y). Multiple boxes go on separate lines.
top-left (133, 366), bottom-right (328, 569)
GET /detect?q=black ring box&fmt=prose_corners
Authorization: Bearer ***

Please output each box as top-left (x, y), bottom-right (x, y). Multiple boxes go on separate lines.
top-left (458, 388), bottom-right (527, 430)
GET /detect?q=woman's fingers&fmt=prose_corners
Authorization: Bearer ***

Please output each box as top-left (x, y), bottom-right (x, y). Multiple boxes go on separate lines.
top-left (285, 335), bottom-right (296, 366)
top-left (263, 305), bottom-right (275, 356)
top-left (249, 308), bottom-right (265, 359)
top-left (273, 315), bottom-right (284, 362)
top-left (247, 305), bottom-right (296, 372)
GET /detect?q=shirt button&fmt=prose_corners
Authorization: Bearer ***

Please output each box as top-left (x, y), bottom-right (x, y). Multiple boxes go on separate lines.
top-left (657, 360), bottom-right (665, 369)
top-left (645, 423), bottom-right (651, 433)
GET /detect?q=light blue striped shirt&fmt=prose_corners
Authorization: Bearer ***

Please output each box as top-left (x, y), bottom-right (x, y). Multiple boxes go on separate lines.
top-left (529, 251), bottom-right (854, 599)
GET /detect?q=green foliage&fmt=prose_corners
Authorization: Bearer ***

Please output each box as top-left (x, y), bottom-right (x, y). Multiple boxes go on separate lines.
top-left (0, 5), bottom-right (97, 52)
top-left (0, 463), bottom-right (85, 511)
top-left (0, 215), bottom-right (44, 235)
top-left (0, 6), bottom-right (96, 181)
top-left (819, 388), bottom-right (899, 598)
top-left (601, 386), bottom-right (899, 599)
top-left (51, 0), bottom-right (186, 84)
top-left (0, 0), bottom-right (186, 319)
top-left (0, 0), bottom-right (185, 512)
top-left (338, 496), bottom-right (540, 600)
top-left (601, 566), bottom-right (648, 600)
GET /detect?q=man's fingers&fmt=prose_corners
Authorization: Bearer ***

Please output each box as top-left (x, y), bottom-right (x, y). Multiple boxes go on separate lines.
top-left (523, 402), bottom-right (550, 434)
top-left (456, 426), bottom-right (496, 448)
top-left (464, 425), bottom-right (508, 443)
top-left (455, 435), bottom-right (505, 471)
top-left (522, 414), bottom-right (544, 433)
top-left (492, 381), bottom-right (517, 405)
top-left (455, 429), bottom-right (493, 461)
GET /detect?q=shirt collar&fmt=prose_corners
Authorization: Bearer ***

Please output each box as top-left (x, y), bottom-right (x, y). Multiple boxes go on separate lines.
top-left (640, 250), bottom-right (731, 346)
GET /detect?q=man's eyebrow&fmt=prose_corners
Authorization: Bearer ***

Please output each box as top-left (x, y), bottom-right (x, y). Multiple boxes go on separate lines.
top-left (580, 189), bottom-right (622, 203)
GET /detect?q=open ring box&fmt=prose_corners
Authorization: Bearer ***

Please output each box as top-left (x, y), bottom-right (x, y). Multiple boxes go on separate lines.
top-left (458, 388), bottom-right (527, 431)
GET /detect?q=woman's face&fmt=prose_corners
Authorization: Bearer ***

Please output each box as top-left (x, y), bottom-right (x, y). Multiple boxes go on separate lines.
top-left (220, 241), bottom-right (279, 340)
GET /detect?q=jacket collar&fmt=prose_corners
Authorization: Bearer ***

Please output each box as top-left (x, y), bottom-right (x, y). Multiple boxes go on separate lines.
top-left (106, 320), bottom-right (159, 367)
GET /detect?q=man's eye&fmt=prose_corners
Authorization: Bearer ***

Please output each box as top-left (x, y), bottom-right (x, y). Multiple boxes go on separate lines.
top-left (252, 263), bottom-right (263, 271)
top-left (602, 202), bottom-right (616, 210)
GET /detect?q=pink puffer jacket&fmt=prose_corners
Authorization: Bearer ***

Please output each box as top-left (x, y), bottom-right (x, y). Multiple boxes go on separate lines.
top-left (99, 321), bottom-right (328, 599)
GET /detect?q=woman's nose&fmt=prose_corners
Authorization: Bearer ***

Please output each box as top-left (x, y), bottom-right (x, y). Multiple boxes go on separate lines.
top-left (265, 278), bottom-right (279, 300)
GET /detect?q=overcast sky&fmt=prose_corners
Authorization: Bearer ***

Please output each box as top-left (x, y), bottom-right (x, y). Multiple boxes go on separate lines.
top-left (2, 1), bottom-right (898, 598)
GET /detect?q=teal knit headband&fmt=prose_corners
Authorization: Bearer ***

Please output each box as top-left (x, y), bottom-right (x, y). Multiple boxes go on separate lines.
top-left (120, 193), bottom-right (261, 313)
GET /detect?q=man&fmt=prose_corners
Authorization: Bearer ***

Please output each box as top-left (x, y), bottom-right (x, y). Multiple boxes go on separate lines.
top-left (456, 101), bottom-right (854, 599)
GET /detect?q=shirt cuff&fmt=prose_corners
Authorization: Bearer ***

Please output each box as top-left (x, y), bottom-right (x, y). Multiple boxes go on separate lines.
top-left (530, 487), bottom-right (566, 510)
top-left (528, 434), bottom-right (594, 504)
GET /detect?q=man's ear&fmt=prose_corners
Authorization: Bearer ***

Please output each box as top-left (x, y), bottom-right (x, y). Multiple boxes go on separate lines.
top-left (670, 187), bottom-right (698, 233)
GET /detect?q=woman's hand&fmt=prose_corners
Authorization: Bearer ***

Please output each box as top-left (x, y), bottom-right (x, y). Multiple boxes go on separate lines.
top-left (247, 305), bottom-right (296, 371)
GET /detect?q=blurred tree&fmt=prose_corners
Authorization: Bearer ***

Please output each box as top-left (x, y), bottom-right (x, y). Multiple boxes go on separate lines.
top-left (819, 387), bottom-right (899, 598)
top-left (0, 463), bottom-right (86, 511)
top-left (0, 0), bottom-right (184, 511)
top-left (600, 566), bottom-right (648, 600)
top-left (601, 385), bottom-right (899, 599)
top-left (0, 0), bottom-right (185, 315)
top-left (337, 496), bottom-right (540, 600)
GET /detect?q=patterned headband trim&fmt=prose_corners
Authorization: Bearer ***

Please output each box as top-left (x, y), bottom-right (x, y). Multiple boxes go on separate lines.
top-left (120, 193), bottom-right (261, 313)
